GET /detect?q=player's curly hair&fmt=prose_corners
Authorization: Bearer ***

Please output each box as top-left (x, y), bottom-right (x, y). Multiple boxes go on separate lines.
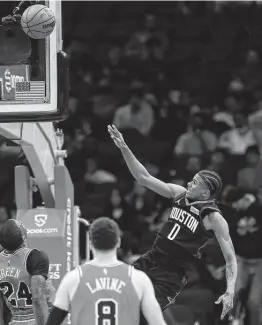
top-left (0, 220), bottom-right (25, 251)
top-left (90, 217), bottom-right (120, 251)
top-left (198, 170), bottom-right (223, 199)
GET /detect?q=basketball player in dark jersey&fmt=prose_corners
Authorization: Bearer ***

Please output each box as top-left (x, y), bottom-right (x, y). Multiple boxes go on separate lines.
top-left (108, 125), bottom-right (237, 322)
top-left (0, 219), bottom-right (55, 325)
top-left (46, 217), bottom-right (167, 325)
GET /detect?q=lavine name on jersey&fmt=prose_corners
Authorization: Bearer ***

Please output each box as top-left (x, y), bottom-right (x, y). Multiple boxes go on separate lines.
top-left (86, 277), bottom-right (126, 294)
top-left (0, 267), bottom-right (20, 281)
top-left (170, 207), bottom-right (199, 233)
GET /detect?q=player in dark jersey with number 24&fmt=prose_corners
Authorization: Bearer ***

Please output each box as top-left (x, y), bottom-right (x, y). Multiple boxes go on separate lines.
top-left (108, 125), bottom-right (237, 323)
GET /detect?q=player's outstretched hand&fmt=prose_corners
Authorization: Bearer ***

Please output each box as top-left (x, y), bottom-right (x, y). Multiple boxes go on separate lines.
top-left (215, 291), bottom-right (234, 320)
top-left (108, 125), bottom-right (127, 149)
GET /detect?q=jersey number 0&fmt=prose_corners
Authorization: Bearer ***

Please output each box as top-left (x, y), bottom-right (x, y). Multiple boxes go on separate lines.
top-left (167, 223), bottom-right (181, 240)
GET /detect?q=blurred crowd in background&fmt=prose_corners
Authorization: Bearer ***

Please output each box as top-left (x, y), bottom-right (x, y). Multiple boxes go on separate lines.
top-left (60, 2), bottom-right (262, 324)
top-left (0, 1), bottom-right (262, 324)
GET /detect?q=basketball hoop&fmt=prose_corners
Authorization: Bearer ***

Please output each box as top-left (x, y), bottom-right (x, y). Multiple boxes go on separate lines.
top-left (0, 2), bottom-right (86, 306)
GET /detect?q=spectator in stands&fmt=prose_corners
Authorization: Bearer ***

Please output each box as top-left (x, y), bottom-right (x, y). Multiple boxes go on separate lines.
top-left (236, 50), bottom-right (262, 93)
top-left (213, 94), bottom-right (243, 131)
top-left (150, 98), bottom-right (187, 142)
top-left (237, 145), bottom-right (260, 191)
top-left (249, 108), bottom-right (262, 193)
top-left (182, 156), bottom-right (202, 184)
top-left (109, 187), bottom-right (139, 233)
top-left (249, 102), bottom-right (262, 150)
top-left (84, 158), bottom-right (117, 184)
top-left (125, 14), bottom-right (169, 61)
top-left (113, 89), bottom-right (155, 136)
top-left (206, 149), bottom-right (234, 186)
top-left (223, 189), bottom-right (262, 325)
top-left (174, 112), bottom-right (217, 156)
top-left (206, 149), bottom-right (227, 173)
top-left (217, 111), bottom-right (256, 155)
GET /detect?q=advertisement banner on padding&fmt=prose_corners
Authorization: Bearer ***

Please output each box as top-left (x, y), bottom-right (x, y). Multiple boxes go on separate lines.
top-left (17, 204), bottom-right (79, 290)
top-left (20, 208), bottom-right (65, 237)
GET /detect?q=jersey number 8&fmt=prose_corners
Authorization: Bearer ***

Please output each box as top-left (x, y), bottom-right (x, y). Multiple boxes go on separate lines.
top-left (95, 299), bottom-right (118, 325)
top-left (0, 281), bottom-right (32, 307)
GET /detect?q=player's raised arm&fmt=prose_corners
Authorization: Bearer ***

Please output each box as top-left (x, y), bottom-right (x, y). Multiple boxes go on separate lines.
top-left (108, 125), bottom-right (186, 199)
top-left (139, 271), bottom-right (167, 325)
top-left (207, 212), bottom-right (237, 320)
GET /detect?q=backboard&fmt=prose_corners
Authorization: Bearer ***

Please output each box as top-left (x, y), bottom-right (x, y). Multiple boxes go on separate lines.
top-left (0, 0), bottom-right (69, 122)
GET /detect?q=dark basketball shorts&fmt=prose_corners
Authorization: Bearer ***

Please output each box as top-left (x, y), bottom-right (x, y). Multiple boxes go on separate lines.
top-left (132, 249), bottom-right (188, 321)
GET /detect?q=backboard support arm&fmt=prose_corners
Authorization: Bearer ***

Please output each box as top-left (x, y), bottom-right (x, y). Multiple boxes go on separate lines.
top-left (0, 121), bottom-right (68, 208)
top-left (16, 139), bottom-right (55, 207)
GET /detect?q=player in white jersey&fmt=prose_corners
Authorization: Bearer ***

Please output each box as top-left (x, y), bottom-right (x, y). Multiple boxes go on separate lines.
top-left (46, 217), bottom-right (167, 325)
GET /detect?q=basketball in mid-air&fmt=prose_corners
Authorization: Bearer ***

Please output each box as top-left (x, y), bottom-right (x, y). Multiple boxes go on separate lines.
top-left (21, 4), bottom-right (56, 39)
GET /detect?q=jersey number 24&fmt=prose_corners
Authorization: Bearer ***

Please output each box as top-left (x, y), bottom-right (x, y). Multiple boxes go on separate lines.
top-left (0, 281), bottom-right (32, 307)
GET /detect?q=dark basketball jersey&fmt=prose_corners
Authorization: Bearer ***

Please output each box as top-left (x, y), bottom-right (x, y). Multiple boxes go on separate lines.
top-left (0, 247), bottom-right (34, 317)
top-left (71, 262), bottom-right (140, 325)
top-left (155, 194), bottom-right (220, 259)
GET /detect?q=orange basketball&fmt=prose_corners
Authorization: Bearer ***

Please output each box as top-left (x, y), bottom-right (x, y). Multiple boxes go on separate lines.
top-left (21, 4), bottom-right (56, 39)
